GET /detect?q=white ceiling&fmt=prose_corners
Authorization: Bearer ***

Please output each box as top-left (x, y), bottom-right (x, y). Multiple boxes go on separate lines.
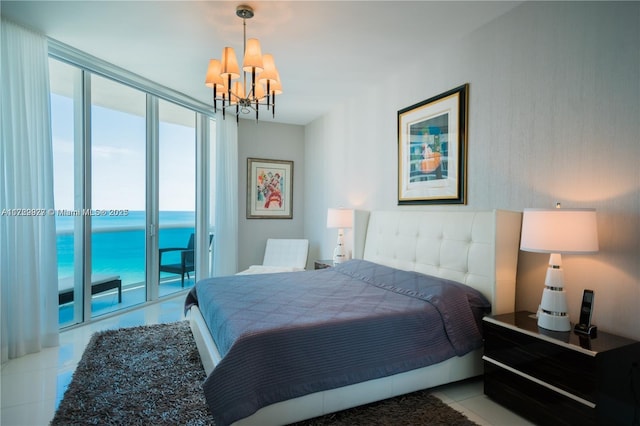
top-left (2, 1), bottom-right (520, 125)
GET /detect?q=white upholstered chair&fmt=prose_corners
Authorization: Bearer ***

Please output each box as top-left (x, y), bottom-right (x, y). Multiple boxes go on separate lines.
top-left (237, 238), bottom-right (309, 275)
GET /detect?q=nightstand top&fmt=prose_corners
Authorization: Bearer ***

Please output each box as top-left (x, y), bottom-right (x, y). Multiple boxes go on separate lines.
top-left (485, 311), bottom-right (639, 355)
top-left (314, 259), bottom-right (334, 269)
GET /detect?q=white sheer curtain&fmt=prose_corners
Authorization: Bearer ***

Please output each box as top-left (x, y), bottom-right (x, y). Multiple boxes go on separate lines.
top-left (1, 19), bottom-right (59, 362)
top-left (212, 112), bottom-right (238, 276)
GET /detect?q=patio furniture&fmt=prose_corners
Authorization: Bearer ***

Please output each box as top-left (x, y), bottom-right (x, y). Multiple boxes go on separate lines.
top-left (58, 275), bottom-right (122, 305)
top-left (159, 233), bottom-right (213, 287)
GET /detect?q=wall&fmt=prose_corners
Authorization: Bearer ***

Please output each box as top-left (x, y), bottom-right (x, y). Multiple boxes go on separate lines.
top-left (237, 119), bottom-right (306, 270)
top-left (304, 2), bottom-right (640, 339)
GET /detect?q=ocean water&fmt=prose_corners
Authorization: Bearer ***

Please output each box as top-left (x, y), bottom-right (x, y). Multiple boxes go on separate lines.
top-left (56, 211), bottom-right (195, 285)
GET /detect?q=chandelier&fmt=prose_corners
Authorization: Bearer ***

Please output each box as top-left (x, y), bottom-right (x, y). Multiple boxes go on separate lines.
top-left (205, 5), bottom-right (282, 122)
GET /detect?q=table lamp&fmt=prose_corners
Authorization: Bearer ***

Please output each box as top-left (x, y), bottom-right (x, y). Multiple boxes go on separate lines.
top-left (520, 206), bottom-right (599, 331)
top-left (326, 208), bottom-right (353, 265)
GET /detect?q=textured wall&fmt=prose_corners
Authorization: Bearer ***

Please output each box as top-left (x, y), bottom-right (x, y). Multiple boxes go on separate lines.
top-left (304, 2), bottom-right (640, 338)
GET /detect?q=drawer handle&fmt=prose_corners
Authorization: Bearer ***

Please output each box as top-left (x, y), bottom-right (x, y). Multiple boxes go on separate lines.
top-left (483, 355), bottom-right (596, 409)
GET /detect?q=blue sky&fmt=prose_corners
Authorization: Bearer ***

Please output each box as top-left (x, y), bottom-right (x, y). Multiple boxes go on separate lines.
top-left (51, 93), bottom-right (196, 212)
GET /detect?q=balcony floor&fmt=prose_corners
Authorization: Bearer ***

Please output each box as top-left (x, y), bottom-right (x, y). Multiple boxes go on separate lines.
top-left (58, 277), bottom-right (194, 326)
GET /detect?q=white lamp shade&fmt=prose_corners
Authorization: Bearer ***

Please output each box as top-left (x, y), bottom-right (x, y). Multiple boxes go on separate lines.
top-left (253, 82), bottom-right (266, 100)
top-left (327, 208), bottom-right (353, 229)
top-left (269, 70), bottom-right (283, 95)
top-left (220, 47), bottom-right (240, 79)
top-left (257, 54), bottom-right (279, 83)
top-left (204, 59), bottom-right (225, 89)
top-left (242, 38), bottom-right (264, 72)
top-left (520, 208), bottom-right (599, 254)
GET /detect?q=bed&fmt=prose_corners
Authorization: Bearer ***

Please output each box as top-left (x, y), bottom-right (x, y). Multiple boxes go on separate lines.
top-left (185, 209), bottom-right (522, 425)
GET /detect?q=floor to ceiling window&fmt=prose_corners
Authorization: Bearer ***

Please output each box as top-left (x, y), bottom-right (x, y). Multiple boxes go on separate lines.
top-left (90, 74), bottom-right (147, 316)
top-left (49, 49), bottom-right (213, 328)
top-left (158, 99), bottom-right (197, 296)
top-left (50, 58), bottom-right (83, 327)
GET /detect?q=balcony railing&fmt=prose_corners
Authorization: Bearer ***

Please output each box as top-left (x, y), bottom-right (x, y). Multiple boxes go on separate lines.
top-left (56, 219), bottom-right (198, 326)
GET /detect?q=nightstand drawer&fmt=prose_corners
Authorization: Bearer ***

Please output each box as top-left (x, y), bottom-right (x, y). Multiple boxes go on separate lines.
top-left (484, 319), bottom-right (597, 402)
top-left (484, 360), bottom-right (596, 425)
top-left (483, 312), bottom-right (640, 426)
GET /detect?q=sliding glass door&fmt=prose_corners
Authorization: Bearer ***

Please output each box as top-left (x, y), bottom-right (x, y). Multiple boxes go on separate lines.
top-left (158, 99), bottom-right (196, 296)
top-left (90, 75), bottom-right (147, 315)
top-left (50, 59), bottom-right (82, 327)
top-left (50, 54), bottom-right (213, 328)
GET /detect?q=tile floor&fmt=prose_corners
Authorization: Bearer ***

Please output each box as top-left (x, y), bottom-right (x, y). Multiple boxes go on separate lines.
top-left (1, 292), bottom-right (534, 426)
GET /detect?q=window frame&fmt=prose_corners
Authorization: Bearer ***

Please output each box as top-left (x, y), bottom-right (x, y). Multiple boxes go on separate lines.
top-left (48, 39), bottom-right (214, 327)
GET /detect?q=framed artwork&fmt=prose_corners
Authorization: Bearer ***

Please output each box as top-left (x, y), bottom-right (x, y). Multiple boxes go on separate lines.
top-left (247, 158), bottom-right (293, 219)
top-left (397, 84), bottom-right (468, 205)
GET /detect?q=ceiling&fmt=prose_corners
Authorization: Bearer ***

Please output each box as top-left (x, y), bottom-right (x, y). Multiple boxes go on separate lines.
top-left (2, 1), bottom-right (520, 126)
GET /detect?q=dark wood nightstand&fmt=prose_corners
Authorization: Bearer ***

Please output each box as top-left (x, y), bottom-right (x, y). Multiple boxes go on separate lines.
top-left (314, 259), bottom-right (333, 269)
top-left (483, 311), bottom-right (640, 425)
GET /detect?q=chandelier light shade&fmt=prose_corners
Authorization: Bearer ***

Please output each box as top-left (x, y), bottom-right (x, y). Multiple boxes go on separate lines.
top-left (243, 39), bottom-right (264, 71)
top-left (220, 47), bottom-right (240, 78)
top-left (204, 5), bottom-right (282, 122)
top-left (520, 206), bottom-right (599, 332)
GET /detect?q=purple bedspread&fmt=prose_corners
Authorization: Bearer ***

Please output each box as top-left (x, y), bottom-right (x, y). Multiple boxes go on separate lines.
top-left (185, 259), bottom-right (490, 425)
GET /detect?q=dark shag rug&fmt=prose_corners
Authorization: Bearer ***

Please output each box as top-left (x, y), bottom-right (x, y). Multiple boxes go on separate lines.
top-left (52, 321), bottom-right (478, 425)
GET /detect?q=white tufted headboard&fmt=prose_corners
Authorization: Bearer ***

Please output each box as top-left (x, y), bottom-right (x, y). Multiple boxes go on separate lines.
top-left (354, 210), bottom-right (522, 315)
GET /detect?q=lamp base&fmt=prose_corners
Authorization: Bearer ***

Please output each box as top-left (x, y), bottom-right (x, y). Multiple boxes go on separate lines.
top-left (536, 254), bottom-right (571, 332)
top-left (537, 311), bottom-right (571, 332)
top-left (333, 227), bottom-right (348, 265)
top-left (332, 246), bottom-right (347, 265)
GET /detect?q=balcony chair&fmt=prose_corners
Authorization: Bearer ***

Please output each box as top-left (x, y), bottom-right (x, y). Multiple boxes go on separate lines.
top-left (237, 238), bottom-right (309, 275)
top-left (159, 233), bottom-right (213, 287)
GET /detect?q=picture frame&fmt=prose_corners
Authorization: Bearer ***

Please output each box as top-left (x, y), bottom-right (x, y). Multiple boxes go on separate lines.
top-left (247, 158), bottom-right (293, 219)
top-left (397, 84), bottom-right (468, 205)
